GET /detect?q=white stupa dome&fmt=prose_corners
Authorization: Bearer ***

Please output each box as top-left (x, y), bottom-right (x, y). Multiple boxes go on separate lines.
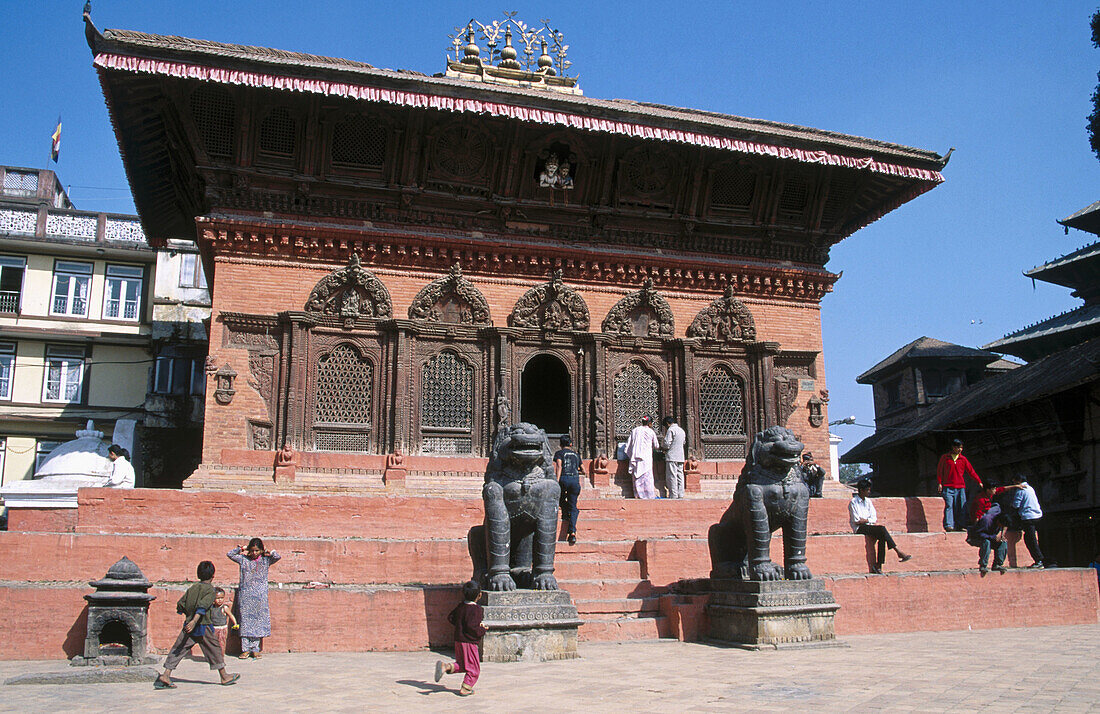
top-left (35, 420), bottom-right (111, 478)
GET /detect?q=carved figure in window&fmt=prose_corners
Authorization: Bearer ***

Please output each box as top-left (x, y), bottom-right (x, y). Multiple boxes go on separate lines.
top-left (539, 154), bottom-right (560, 188)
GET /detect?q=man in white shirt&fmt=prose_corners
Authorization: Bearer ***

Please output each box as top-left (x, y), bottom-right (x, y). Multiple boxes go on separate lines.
top-left (624, 416), bottom-right (659, 499)
top-left (661, 416), bottom-right (686, 499)
top-left (105, 444), bottom-right (136, 488)
top-left (849, 479), bottom-right (911, 574)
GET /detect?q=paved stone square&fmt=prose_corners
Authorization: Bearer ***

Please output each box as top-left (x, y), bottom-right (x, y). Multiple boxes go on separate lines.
top-left (2, 625), bottom-right (1099, 712)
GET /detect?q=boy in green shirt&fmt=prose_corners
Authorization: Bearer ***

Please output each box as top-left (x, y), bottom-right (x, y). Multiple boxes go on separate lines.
top-left (155, 560), bottom-right (240, 689)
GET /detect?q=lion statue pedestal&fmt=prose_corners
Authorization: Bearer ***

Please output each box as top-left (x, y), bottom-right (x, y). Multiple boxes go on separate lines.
top-left (468, 423), bottom-right (581, 662)
top-left (706, 426), bottom-right (841, 649)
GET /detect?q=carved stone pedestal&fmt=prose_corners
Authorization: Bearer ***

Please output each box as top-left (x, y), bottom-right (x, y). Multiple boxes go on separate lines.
top-left (707, 579), bottom-right (841, 650)
top-left (479, 590), bottom-right (582, 662)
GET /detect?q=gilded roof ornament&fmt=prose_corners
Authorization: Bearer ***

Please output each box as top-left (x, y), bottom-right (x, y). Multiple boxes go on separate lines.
top-left (446, 13), bottom-right (580, 94)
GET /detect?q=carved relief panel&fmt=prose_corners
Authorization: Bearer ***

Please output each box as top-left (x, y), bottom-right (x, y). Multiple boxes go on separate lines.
top-left (602, 279), bottom-right (674, 338)
top-left (408, 263), bottom-right (492, 325)
top-left (687, 286), bottom-right (757, 344)
top-left (304, 254), bottom-right (393, 328)
top-left (616, 144), bottom-right (680, 210)
top-left (426, 121), bottom-right (496, 195)
top-left (509, 269), bottom-right (590, 332)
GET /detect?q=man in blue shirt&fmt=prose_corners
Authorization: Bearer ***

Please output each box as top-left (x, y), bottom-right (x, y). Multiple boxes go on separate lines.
top-left (553, 436), bottom-right (583, 546)
top-left (1007, 474), bottom-right (1045, 568)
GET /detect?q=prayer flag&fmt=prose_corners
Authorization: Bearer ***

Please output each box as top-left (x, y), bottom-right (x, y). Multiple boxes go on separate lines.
top-left (50, 117), bottom-right (62, 163)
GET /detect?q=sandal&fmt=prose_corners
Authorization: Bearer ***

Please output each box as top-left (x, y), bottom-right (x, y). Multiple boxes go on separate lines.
top-left (253, 652), bottom-right (262, 659)
top-left (238, 653), bottom-right (251, 659)
top-left (221, 673), bottom-right (241, 686)
top-left (153, 677), bottom-right (177, 690)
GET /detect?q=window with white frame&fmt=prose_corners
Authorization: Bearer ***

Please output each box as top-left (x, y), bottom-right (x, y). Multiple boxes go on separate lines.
top-left (42, 345), bottom-right (85, 403)
top-left (178, 253), bottom-right (208, 289)
top-left (104, 264), bottom-right (143, 320)
top-left (50, 261), bottom-right (92, 317)
top-left (154, 356), bottom-right (205, 396)
top-left (0, 437), bottom-right (6, 483)
top-left (0, 256), bottom-right (26, 313)
top-left (34, 439), bottom-right (63, 475)
top-left (0, 343), bottom-right (14, 400)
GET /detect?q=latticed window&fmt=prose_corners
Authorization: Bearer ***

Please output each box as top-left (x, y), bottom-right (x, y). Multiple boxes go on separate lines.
top-left (259, 107), bottom-right (296, 157)
top-left (710, 165), bottom-right (756, 209)
top-left (820, 172), bottom-right (856, 228)
top-left (314, 344), bottom-right (373, 425)
top-left (420, 352), bottom-right (473, 454)
top-left (332, 116), bottom-right (387, 168)
top-left (614, 362), bottom-right (659, 439)
top-left (699, 365), bottom-right (747, 459)
top-left (778, 174), bottom-right (810, 218)
top-left (190, 85), bottom-right (235, 158)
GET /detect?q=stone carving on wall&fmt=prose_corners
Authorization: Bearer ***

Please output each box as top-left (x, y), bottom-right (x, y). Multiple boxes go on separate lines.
top-left (214, 364), bottom-right (237, 405)
top-left (408, 263), bottom-right (492, 325)
top-left (248, 353), bottom-right (276, 420)
top-left (807, 395), bottom-right (824, 428)
top-left (687, 285), bottom-right (757, 343)
top-left (304, 254), bottom-right (393, 328)
top-left (775, 377), bottom-right (798, 427)
top-left (601, 279), bottom-right (674, 338)
top-left (509, 269), bottom-right (590, 331)
top-left (248, 419), bottom-right (273, 451)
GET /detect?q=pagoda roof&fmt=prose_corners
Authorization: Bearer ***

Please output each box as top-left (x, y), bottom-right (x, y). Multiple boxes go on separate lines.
top-left (1058, 199), bottom-right (1100, 236)
top-left (1023, 240), bottom-right (1100, 290)
top-left (842, 337), bottom-right (1099, 463)
top-left (86, 16), bottom-right (946, 243)
top-left (983, 303), bottom-right (1100, 361)
top-left (855, 337), bottom-right (1000, 384)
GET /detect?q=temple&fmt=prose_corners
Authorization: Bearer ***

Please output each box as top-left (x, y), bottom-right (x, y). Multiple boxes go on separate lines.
top-left (86, 14), bottom-right (947, 493)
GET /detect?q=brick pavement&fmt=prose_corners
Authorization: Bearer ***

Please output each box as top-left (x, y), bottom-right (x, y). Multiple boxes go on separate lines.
top-left (2, 625), bottom-right (1098, 713)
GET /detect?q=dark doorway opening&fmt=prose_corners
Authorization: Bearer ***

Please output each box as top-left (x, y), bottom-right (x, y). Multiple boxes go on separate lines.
top-left (521, 354), bottom-right (571, 438)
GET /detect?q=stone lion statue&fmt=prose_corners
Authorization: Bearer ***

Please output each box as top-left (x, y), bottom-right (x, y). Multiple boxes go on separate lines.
top-left (708, 425), bottom-right (811, 581)
top-left (469, 423), bottom-right (561, 591)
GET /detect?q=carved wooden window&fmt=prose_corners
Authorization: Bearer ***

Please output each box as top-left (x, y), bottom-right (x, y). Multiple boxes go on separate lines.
top-left (332, 116), bottom-right (387, 168)
top-left (313, 344), bottom-right (373, 452)
top-left (710, 164), bottom-right (756, 211)
top-left (821, 171), bottom-right (857, 229)
top-left (777, 173), bottom-right (810, 221)
top-left (420, 352), bottom-right (473, 454)
top-left (259, 107), bottom-right (296, 158)
top-left (699, 365), bottom-right (747, 460)
top-left (614, 362), bottom-right (659, 441)
top-left (190, 85), bottom-right (235, 158)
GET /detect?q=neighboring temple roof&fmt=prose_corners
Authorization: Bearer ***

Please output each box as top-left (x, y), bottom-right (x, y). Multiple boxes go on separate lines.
top-left (1058, 199), bottom-right (1100, 236)
top-left (1022, 240), bottom-right (1100, 291)
top-left (855, 337), bottom-right (1001, 384)
top-left (983, 303), bottom-right (1100, 361)
top-left (85, 16), bottom-right (946, 243)
top-left (843, 336), bottom-right (1100, 463)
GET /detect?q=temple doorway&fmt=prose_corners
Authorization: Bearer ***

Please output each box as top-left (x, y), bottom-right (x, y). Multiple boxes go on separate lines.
top-left (520, 354), bottom-right (571, 440)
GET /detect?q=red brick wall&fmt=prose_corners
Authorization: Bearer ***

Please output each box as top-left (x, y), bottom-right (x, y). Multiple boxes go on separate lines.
top-left (204, 255), bottom-right (830, 466)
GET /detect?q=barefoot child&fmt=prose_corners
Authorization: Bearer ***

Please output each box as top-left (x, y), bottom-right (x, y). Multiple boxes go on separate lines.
top-left (435, 580), bottom-right (488, 696)
top-left (211, 587), bottom-right (239, 654)
top-left (154, 561), bottom-right (240, 689)
top-left (228, 537), bottom-right (281, 659)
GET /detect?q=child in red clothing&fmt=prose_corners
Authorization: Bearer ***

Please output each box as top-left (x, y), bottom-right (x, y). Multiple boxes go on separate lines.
top-left (435, 580), bottom-right (488, 696)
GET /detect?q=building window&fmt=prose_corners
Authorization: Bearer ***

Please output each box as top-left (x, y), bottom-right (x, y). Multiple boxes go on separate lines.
top-left (0, 437), bottom-right (5, 482)
top-left (154, 356), bottom-right (205, 396)
top-left (43, 345), bottom-right (85, 403)
top-left (312, 344), bottom-right (373, 452)
top-left (50, 261), bottom-right (92, 317)
top-left (104, 264), bottom-right (143, 320)
top-left (613, 362), bottom-right (660, 442)
top-left (179, 254), bottom-right (207, 289)
top-left (2, 170), bottom-right (38, 197)
top-left (884, 377), bottom-right (903, 410)
top-left (923, 368), bottom-right (965, 402)
top-left (34, 439), bottom-right (63, 475)
top-left (420, 352), bottom-right (474, 454)
top-left (0, 256), bottom-right (25, 313)
top-left (698, 365), bottom-right (748, 460)
top-left (0, 342), bottom-right (14, 400)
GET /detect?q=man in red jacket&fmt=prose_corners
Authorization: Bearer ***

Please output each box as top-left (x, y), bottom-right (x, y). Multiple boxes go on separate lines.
top-left (937, 439), bottom-right (983, 531)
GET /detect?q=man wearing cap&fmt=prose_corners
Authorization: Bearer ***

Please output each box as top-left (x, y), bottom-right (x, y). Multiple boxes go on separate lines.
top-left (624, 415), bottom-right (660, 499)
top-left (799, 451), bottom-right (826, 498)
top-left (661, 416), bottom-right (686, 499)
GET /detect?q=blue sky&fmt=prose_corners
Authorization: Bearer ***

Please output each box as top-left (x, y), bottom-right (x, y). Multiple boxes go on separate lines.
top-left (2, 1), bottom-right (1097, 455)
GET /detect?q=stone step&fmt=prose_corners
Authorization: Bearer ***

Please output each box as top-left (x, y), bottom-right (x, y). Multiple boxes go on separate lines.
top-left (573, 597), bottom-right (661, 616)
top-left (579, 615), bottom-right (670, 642)
top-left (555, 560), bottom-right (642, 580)
top-left (559, 579), bottom-right (662, 601)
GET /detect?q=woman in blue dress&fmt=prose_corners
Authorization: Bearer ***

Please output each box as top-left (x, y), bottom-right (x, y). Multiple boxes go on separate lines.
top-left (228, 537), bottom-right (280, 658)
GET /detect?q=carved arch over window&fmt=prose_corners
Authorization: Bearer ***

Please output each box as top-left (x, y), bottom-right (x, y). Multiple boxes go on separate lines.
top-left (509, 269), bottom-right (589, 331)
top-left (602, 279), bottom-right (674, 338)
top-left (420, 350), bottom-right (474, 454)
top-left (687, 285), bottom-right (757, 344)
top-left (304, 254), bottom-right (393, 322)
top-left (613, 361), bottom-right (660, 441)
top-left (408, 264), bottom-right (492, 325)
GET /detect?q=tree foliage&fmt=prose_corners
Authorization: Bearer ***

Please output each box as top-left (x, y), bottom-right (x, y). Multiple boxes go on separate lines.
top-left (1090, 11), bottom-right (1100, 162)
top-left (838, 462), bottom-right (866, 484)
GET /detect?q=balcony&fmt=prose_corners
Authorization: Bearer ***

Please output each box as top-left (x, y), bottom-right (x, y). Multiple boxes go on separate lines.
top-left (0, 291), bottom-right (18, 313)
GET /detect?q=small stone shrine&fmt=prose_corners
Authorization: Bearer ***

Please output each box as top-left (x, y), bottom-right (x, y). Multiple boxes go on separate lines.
top-left (73, 557), bottom-right (158, 666)
top-left (706, 427), bottom-right (840, 649)
top-left (468, 423), bottom-right (580, 661)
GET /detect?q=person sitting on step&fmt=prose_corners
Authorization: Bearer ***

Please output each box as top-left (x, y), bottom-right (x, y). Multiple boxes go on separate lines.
top-left (849, 478), bottom-right (912, 574)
